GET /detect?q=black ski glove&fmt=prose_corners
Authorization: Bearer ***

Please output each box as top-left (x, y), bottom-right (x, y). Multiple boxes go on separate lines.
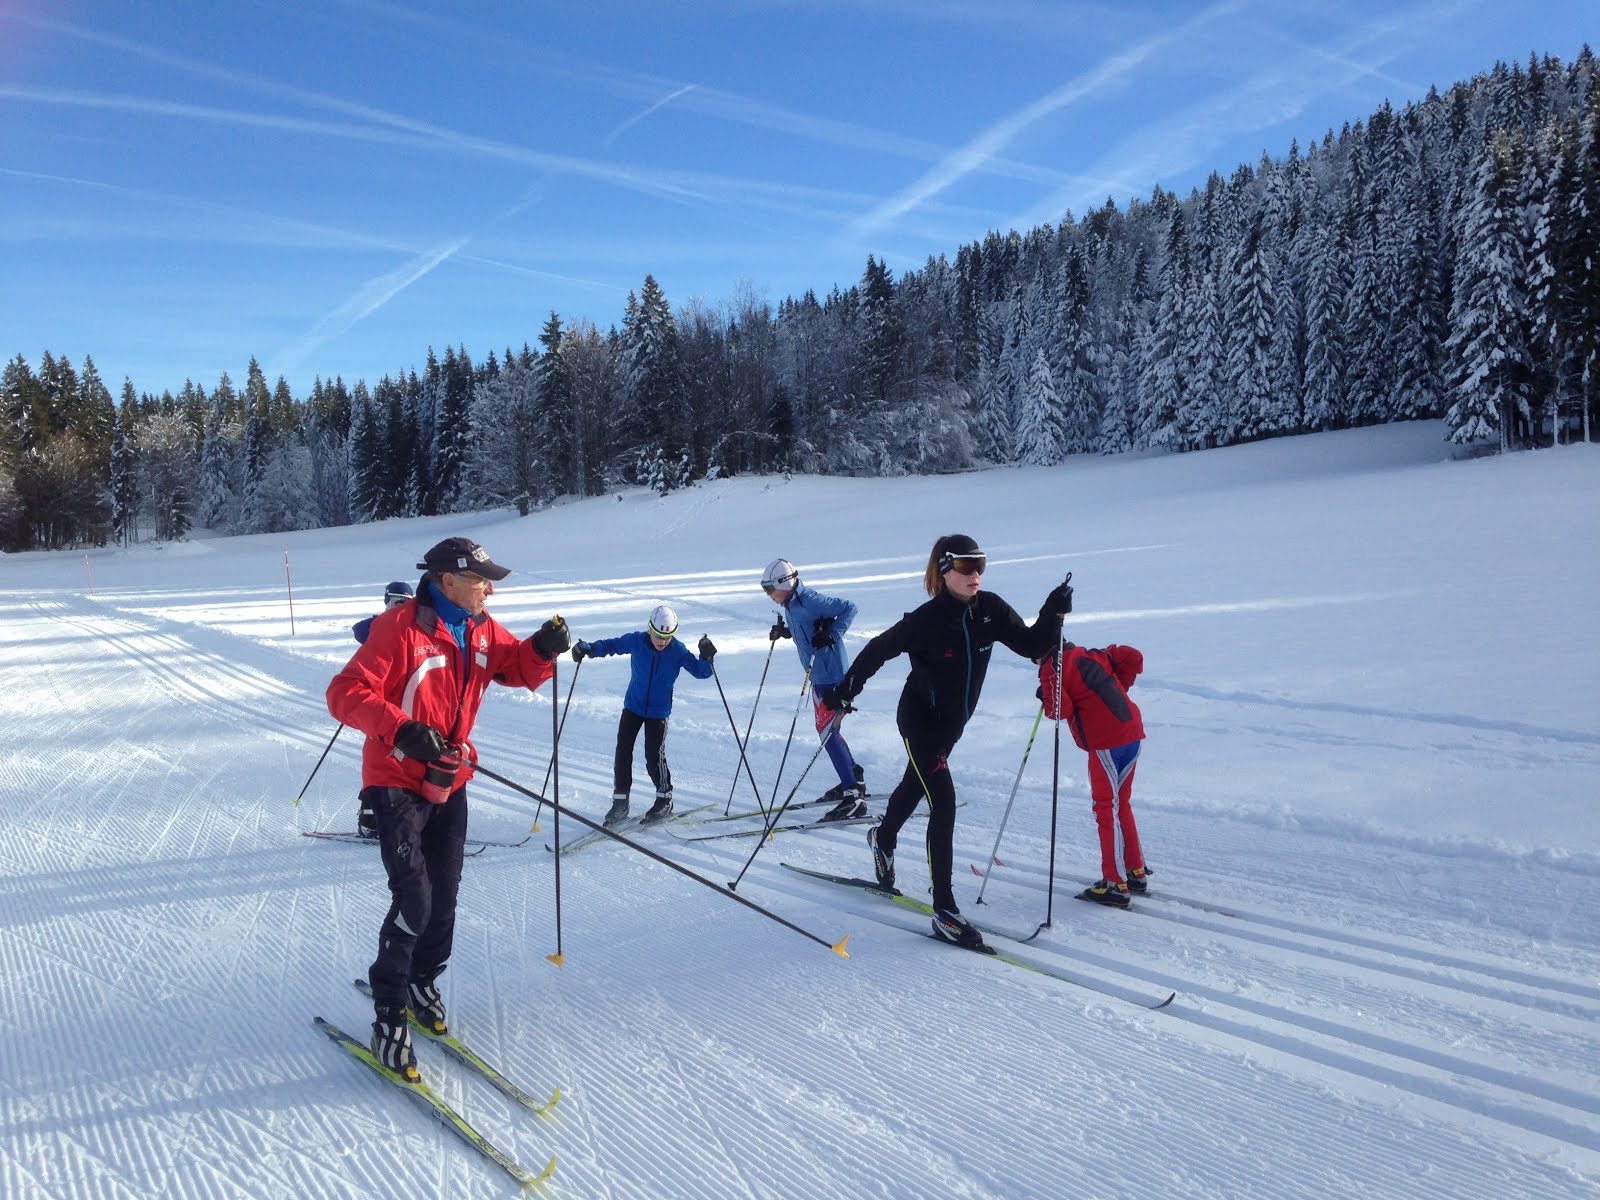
top-left (531, 616), bottom-right (571, 661)
top-left (571, 640), bottom-right (591, 663)
top-left (698, 635), bottom-right (717, 662)
top-left (817, 684), bottom-right (852, 712)
top-left (1043, 578), bottom-right (1074, 618)
top-left (769, 618), bottom-right (792, 643)
top-left (394, 720), bottom-right (450, 763)
top-left (811, 616), bottom-right (836, 648)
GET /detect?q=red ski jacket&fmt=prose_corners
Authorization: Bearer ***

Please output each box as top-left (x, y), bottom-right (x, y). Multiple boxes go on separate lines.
top-left (1038, 642), bottom-right (1145, 751)
top-left (327, 585), bottom-right (554, 792)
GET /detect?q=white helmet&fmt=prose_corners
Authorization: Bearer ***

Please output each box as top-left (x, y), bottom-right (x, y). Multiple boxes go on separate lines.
top-left (761, 558), bottom-right (799, 592)
top-left (648, 604), bottom-right (679, 638)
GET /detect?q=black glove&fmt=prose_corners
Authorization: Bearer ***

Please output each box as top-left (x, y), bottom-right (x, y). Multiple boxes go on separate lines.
top-left (769, 618), bottom-right (792, 643)
top-left (571, 640), bottom-right (591, 663)
top-left (811, 616), bottom-right (836, 648)
top-left (394, 720), bottom-right (449, 763)
top-left (698, 634), bottom-right (717, 662)
top-left (817, 684), bottom-right (851, 712)
top-left (1043, 579), bottom-right (1074, 618)
top-left (531, 616), bottom-right (571, 660)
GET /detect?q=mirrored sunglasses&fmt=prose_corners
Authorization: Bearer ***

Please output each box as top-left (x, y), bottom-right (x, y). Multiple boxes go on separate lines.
top-left (947, 556), bottom-right (986, 577)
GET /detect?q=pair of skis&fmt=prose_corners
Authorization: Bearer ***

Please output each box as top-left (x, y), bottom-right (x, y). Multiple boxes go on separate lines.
top-left (545, 799), bottom-right (717, 854)
top-left (315, 979), bottom-right (560, 1189)
top-left (668, 808), bottom-right (874, 843)
top-left (300, 830), bottom-right (529, 852)
top-left (780, 863), bottom-right (1176, 1011)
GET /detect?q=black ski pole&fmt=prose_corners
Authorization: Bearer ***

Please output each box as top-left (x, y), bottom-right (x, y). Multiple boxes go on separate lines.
top-left (728, 709), bottom-right (844, 890)
top-left (293, 724), bottom-right (343, 807)
top-left (724, 639), bottom-right (777, 814)
top-left (709, 659), bottom-right (769, 817)
top-left (975, 704), bottom-right (1045, 908)
top-left (766, 666), bottom-right (813, 816)
top-left (1033, 591), bottom-right (1069, 940)
top-left (470, 761), bottom-right (849, 957)
top-left (547, 652), bottom-right (565, 966)
top-left (533, 658), bottom-right (583, 830)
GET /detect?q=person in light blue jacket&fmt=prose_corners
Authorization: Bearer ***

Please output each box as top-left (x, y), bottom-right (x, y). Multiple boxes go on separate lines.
top-left (761, 559), bottom-right (866, 821)
top-left (572, 604), bottom-right (715, 826)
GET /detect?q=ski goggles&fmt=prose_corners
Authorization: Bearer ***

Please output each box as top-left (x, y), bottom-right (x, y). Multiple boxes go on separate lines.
top-left (941, 554), bottom-right (986, 577)
top-left (761, 577), bottom-right (797, 593)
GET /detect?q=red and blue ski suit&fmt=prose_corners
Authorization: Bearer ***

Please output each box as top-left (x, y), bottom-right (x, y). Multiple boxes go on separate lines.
top-left (1039, 642), bottom-right (1147, 886)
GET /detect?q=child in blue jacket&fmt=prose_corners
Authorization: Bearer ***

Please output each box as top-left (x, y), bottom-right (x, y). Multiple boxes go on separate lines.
top-left (572, 604), bottom-right (715, 825)
top-left (761, 558), bottom-right (865, 820)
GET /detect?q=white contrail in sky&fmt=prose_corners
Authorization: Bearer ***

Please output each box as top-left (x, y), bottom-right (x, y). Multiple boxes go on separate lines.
top-left (604, 84), bottom-right (698, 147)
top-left (275, 238), bottom-right (469, 375)
top-left (848, 0), bottom-right (1243, 240)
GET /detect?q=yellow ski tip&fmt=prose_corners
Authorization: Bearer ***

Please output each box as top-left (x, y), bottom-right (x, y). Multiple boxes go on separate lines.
top-left (545, 952), bottom-right (565, 967)
top-left (832, 934), bottom-right (851, 958)
top-left (523, 1154), bottom-right (557, 1189)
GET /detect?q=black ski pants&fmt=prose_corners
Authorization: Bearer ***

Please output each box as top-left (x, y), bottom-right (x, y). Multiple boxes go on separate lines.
top-left (366, 783), bottom-right (467, 1014)
top-left (613, 708), bottom-right (671, 798)
top-left (876, 726), bottom-right (961, 912)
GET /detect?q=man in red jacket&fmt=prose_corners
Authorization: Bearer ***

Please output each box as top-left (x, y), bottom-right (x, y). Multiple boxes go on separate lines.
top-left (1038, 641), bottom-right (1150, 909)
top-left (328, 536), bottom-right (570, 1080)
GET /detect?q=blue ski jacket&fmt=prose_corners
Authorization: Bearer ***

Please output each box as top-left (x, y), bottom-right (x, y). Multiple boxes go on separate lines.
top-left (584, 631), bottom-right (713, 718)
top-left (777, 579), bottom-right (856, 687)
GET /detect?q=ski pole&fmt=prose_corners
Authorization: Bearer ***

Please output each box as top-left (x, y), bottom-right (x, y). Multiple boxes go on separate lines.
top-left (547, 651), bottom-right (565, 966)
top-left (728, 709), bottom-right (844, 890)
top-left (1032, 595), bottom-right (1069, 940)
top-left (293, 724), bottom-right (343, 807)
top-left (724, 638), bottom-right (777, 814)
top-left (471, 761), bottom-right (849, 957)
top-left (532, 658), bottom-right (583, 830)
top-left (709, 659), bottom-right (769, 818)
top-left (766, 666), bottom-right (813, 816)
top-left (975, 704), bottom-right (1046, 907)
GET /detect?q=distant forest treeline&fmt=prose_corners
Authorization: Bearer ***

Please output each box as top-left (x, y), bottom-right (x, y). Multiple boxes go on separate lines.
top-left (3, 50), bottom-right (1596, 552)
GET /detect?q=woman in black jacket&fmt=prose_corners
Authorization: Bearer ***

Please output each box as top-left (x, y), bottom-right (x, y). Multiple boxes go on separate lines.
top-left (823, 533), bottom-right (1072, 949)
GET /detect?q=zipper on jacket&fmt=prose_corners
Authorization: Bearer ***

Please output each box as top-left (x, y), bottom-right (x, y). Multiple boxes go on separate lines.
top-left (961, 603), bottom-right (974, 721)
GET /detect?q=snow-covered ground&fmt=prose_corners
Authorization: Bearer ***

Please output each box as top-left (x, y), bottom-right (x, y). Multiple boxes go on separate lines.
top-left (3, 420), bottom-right (1597, 1199)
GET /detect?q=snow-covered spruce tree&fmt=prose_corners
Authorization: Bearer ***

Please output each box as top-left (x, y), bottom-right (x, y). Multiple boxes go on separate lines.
top-left (241, 435), bottom-right (318, 534)
top-left (195, 402), bottom-right (245, 534)
top-left (304, 409), bottom-right (350, 529)
top-left (536, 312), bottom-right (578, 496)
top-left (622, 275), bottom-right (686, 487)
top-left (1136, 206), bottom-right (1188, 450)
top-left (344, 384), bottom-right (384, 523)
top-left (464, 358), bottom-right (540, 515)
top-left (1015, 349), bottom-right (1063, 466)
top-left (1568, 91), bottom-right (1600, 442)
top-left (425, 345), bottom-right (474, 514)
top-left (1300, 200), bottom-right (1350, 432)
top-left (1387, 136), bottom-right (1446, 421)
top-left (1444, 135), bottom-right (1532, 449)
top-left (970, 300), bottom-right (1011, 461)
top-left (854, 255), bottom-right (903, 413)
top-left (1224, 209), bottom-right (1289, 441)
top-left (134, 410), bottom-right (196, 543)
top-left (109, 384), bottom-right (139, 546)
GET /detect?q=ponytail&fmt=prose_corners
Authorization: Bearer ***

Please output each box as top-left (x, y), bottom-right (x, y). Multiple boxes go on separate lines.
top-left (924, 536), bottom-right (950, 597)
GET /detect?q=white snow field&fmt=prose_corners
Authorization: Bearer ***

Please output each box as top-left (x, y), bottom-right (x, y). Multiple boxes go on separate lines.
top-left (2, 420), bottom-right (1598, 1200)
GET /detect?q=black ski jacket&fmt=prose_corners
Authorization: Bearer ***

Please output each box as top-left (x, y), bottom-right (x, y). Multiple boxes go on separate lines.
top-left (837, 588), bottom-right (1058, 746)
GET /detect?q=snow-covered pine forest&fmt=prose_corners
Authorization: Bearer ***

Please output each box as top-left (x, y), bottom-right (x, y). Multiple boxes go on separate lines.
top-left (3, 50), bottom-right (1597, 553)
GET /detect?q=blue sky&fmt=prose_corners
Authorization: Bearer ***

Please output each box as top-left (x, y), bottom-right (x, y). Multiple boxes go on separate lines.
top-left (1, 1), bottom-right (1591, 399)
